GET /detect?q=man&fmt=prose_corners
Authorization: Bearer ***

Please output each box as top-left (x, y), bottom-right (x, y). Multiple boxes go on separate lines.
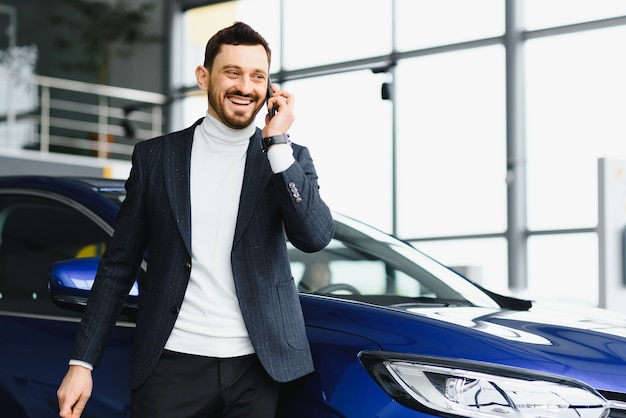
top-left (57, 21), bottom-right (334, 418)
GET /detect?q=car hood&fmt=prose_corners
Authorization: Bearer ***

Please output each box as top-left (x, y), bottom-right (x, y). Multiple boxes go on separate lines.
top-left (302, 296), bottom-right (626, 393)
top-left (407, 302), bottom-right (626, 346)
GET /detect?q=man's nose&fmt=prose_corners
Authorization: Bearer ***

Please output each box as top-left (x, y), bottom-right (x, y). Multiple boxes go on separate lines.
top-left (235, 76), bottom-right (253, 94)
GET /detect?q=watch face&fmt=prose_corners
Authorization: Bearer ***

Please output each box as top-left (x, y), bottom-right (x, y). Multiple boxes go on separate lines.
top-left (261, 136), bottom-right (272, 151)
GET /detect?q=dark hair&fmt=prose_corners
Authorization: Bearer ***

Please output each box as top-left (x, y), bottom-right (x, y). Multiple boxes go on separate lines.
top-left (203, 21), bottom-right (271, 69)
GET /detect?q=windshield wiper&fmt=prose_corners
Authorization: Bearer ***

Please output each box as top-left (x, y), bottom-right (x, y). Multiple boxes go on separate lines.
top-left (390, 297), bottom-right (474, 308)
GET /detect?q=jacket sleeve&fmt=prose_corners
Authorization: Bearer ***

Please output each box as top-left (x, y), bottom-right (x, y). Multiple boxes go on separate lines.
top-left (271, 144), bottom-right (335, 253)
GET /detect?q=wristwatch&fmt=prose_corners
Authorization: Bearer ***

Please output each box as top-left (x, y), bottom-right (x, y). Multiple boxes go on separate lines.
top-left (261, 134), bottom-right (291, 152)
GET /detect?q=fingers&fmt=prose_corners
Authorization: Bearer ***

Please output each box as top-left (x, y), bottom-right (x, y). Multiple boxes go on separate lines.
top-left (264, 88), bottom-right (295, 137)
top-left (58, 387), bottom-right (87, 418)
top-left (270, 90), bottom-right (294, 113)
top-left (268, 85), bottom-right (294, 111)
top-left (69, 396), bottom-right (89, 418)
top-left (59, 398), bottom-right (86, 418)
top-left (58, 393), bottom-right (86, 418)
top-left (267, 96), bottom-right (289, 120)
top-left (58, 366), bottom-right (93, 418)
top-left (271, 89), bottom-right (294, 109)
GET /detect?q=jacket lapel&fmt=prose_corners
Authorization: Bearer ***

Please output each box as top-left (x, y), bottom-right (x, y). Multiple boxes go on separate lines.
top-left (163, 119), bottom-right (201, 256)
top-left (233, 129), bottom-right (273, 245)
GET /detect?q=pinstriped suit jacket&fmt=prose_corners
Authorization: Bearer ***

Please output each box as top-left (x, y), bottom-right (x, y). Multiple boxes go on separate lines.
top-left (71, 118), bottom-right (335, 389)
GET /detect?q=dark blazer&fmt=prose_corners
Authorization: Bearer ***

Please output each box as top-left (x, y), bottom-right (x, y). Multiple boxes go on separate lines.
top-left (71, 118), bottom-right (335, 389)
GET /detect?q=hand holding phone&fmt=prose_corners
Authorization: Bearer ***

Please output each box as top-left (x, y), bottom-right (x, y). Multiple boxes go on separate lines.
top-left (262, 80), bottom-right (295, 140)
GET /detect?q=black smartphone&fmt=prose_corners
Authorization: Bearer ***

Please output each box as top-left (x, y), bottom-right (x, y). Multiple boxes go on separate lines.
top-left (266, 79), bottom-right (277, 119)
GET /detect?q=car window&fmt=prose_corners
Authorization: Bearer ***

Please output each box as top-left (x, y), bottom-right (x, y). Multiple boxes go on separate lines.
top-left (289, 216), bottom-right (499, 309)
top-left (0, 194), bottom-right (110, 316)
top-left (291, 238), bottom-right (434, 298)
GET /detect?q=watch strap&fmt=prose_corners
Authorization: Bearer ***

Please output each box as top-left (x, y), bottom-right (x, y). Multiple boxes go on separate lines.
top-left (261, 134), bottom-right (291, 152)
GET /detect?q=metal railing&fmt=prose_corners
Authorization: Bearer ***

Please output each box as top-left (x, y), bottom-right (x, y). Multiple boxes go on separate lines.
top-left (1, 73), bottom-right (168, 159)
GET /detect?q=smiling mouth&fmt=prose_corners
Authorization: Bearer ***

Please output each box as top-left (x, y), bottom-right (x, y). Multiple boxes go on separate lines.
top-left (228, 96), bottom-right (254, 107)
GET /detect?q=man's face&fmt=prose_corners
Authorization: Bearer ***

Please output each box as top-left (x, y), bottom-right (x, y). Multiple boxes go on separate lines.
top-left (205, 44), bottom-right (269, 129)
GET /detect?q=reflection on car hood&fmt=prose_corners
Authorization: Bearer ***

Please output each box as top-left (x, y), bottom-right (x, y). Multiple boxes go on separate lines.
top-left (302, 296), bottom-right (626, 392)
top-left (405, 303), bottom-right (626, 345)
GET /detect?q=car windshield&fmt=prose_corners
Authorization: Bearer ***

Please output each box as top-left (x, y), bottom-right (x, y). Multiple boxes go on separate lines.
top-left (289, 214), bottom-right (499, 309)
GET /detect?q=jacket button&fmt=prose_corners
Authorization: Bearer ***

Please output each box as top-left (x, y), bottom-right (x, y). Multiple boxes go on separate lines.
top-left (171, 307), bottom-right (180, 314)
top-left (185, 261), bottom-right (191, 271)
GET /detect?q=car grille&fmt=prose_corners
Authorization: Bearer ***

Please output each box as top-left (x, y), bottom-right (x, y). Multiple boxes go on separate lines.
top-left (598, 391), bottom-right (626, 418)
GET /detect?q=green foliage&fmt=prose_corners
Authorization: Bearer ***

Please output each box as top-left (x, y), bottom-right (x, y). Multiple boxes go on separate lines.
top-left (51, 0), bottom-right (160, 84)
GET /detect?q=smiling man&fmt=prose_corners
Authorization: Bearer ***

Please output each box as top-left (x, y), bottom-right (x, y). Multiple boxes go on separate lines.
top-left (57, 22), bottom-right (335, 418)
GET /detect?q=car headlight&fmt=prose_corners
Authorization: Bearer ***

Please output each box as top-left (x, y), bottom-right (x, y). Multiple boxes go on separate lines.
top-left (360, 351), bottom-right (609, 418)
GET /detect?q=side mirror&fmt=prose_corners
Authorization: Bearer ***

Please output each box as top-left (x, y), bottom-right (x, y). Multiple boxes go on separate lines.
top-left (48, 257), bottom-right (139, 312)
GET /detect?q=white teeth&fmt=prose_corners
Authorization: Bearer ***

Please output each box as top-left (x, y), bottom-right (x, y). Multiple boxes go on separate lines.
top-left (230, 98), bottom-right (251, 105)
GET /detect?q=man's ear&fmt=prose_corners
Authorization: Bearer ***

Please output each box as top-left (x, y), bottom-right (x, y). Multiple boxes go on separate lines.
top-left (195, 66), bottom-right (209, 91)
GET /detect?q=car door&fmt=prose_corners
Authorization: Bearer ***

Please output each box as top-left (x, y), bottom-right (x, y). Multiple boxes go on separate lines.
top-left (0, 191), bottom-right (133, 418)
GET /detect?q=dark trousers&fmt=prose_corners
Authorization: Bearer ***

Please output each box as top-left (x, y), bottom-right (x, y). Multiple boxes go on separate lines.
top-left (130, 350), bottom-right (281, 418)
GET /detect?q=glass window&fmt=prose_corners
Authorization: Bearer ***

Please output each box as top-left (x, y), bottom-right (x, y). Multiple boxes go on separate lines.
top-left (284, 70), bottom-right (394, 232)
top-left (176, 1), bottom-right (621, 305)
top-left (527, 234), bottom-right (598, 307)
top-left (412, 238), bottom-right (508, 296)
top-left (179, 71), bottom-right (393, 233)
top-left (282, 0), bottom-right (392, 70)
top-left (395, 0), bottom-right (504, 51)
top-left (178, 0), bottom-right (281, 88)
top-left (524, 0), bottom-right (626, 31)
top-left (525, 27), bottom-right (626, 230)
top-left (0, 195), bottom-right (110, 316)
top-left (395, 46), bottom-right (507, 237)
top-left (181, 94), bottom-right (207, 128)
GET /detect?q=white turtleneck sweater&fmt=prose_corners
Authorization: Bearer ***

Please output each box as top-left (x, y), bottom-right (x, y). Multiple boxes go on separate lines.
top-left (164, 113), bottom-right (294, 358)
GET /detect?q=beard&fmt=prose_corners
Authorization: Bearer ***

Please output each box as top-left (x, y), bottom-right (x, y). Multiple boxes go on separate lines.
top-left (208, 88), bottom-right (264, 129)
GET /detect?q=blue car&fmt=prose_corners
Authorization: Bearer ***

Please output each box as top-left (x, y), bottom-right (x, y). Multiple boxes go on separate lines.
top-left (1, 175), bottom-right (625, 417)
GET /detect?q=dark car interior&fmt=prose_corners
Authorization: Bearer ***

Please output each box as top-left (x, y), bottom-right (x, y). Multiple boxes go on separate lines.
top-left (0, 195), bottom-right (109, 315)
